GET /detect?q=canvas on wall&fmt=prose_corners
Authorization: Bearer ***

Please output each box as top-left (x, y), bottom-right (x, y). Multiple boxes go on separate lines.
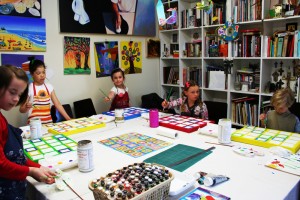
top-left (0, 0), bottom-right (42, 18)
top-left (1, 53), bottom-right (44, 82)
top-left (146, 38), bottom-right (160, 58)
top-left (94, 41), bottom-right (119, 78)
top-left (120, 41), bottom-right (142, 74)
top-left (58, 0), bottom-right (155, 36)
top-left (64, 36), bottom-right (91, 75)
top-left (0, 15), bottom-right (46, 51)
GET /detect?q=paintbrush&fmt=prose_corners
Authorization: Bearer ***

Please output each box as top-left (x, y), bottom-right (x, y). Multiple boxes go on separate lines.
top-left (167, 87), bottom-right (173, 101)
top-left (63, 180), bottom-right (84, 200)
top-left (99, 88), bottom-right (110, 100)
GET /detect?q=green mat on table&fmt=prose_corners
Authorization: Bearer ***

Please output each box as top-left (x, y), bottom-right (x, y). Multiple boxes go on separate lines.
top-left (144, 144), bottom-right (213, 172)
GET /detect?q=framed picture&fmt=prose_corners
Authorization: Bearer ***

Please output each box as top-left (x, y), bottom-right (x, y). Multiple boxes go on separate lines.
top-left (286, 23), bottom-right (297, 31)
top-left (146, 39), bottom-right (160, 58)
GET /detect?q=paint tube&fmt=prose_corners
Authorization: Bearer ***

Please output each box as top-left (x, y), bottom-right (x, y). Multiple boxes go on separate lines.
top-left (203, 174), bottom-right (229, 186)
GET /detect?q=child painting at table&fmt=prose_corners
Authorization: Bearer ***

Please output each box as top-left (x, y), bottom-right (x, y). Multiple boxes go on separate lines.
top-left (0, 65), bottom-right (56, 199)
top-left (104, 68), bottom-right (130, 111)
top-left (19, 58), bottom-right (71, 124)
top-left (259, 88), bottom-right (300, 133)
top-left (162, 80), bottom-right (209, 119)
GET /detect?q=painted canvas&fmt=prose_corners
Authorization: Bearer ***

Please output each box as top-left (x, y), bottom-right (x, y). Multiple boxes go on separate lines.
top-left (146, 38), bottom-right (160, 58)
top-left (0, 15), bottom-right (46, 51)
top-left (120, 41), bottom-right (142, 74)
top-left (1, 53), bottom-right (44, 82)
top-left (64, 36), bottom-right (91, 75)
top-left (94, 41), bottom-right (119, 78)
top-left (58, 0), bottom-right (155, 36)
top-left (0, 0), bottom-right (42, 18)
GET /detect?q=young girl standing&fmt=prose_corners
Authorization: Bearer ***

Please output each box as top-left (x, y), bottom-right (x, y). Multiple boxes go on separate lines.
top-left (162, 80), bottom-right (209, 119)
top-left (19, 59), bottom-right (71, 124)
top-left (104, 68), bottom-right (130, 111)
top-left (0, 65), bottom-right (56, 199)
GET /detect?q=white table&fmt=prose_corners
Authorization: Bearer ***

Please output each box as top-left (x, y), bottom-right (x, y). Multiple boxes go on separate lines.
top-left (27, 117), bottom-right (300, 200)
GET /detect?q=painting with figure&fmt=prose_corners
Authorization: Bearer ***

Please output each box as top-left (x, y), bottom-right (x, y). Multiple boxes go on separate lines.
top-left (120, 41), bottom-right (142, 74)
top-left (1, 53), bottom-right (44, 82)
top-left (0, 15), bottom-right (46, 51)
top-left (147, 39), bottom-right (160, 58)
top-left (64, 36), bottom-right (91, 75)
top-left (58, 0), bottom-right (155, 36)
top-left (94, 41), bottom-right (119, 78)
top-left (0, 0), bottom-right (42, 18)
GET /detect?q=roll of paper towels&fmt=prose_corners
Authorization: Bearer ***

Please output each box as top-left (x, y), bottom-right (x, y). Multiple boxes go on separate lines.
top-left (156, 127), bottom-right (178, 139)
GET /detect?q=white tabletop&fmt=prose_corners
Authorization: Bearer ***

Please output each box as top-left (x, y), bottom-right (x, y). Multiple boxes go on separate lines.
top-left (26, 117), bottom-right (300, 200)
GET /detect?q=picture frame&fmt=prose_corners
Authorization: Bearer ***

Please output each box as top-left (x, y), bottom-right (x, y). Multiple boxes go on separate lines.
top-left (286, 22), bottom-right (297, 31)
top-left (146, 38), bottom-right (160, 58)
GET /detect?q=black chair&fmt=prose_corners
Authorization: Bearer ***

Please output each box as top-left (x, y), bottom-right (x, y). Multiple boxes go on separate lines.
top-left (290, 102), bottom-right (300, 120)
top-left (141, 93), bottom-right (176, 114)
top-left (73, 98), bottom-right (96, 118)
top-left (51, 104), bottom-right (73, 123)
top-left (204, 101), bottom-right (227, 123)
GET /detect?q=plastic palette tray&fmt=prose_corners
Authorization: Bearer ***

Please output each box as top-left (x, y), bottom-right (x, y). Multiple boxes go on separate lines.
top-left (231, 126), bottom-right (300, 153)
top-left (159, 115), bottom-right (210, 133)
top-left (23, 134), bottom-right (77, 162)
top-left (102, 107), bottom-right (149, 120)
top-left (44, 117), bottom-right (105, 136)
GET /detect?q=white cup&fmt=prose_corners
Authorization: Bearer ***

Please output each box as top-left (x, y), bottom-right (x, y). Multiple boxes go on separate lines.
top-left (30, 118), bottom-right (42, 139)
top-left (218, 119), bottom-right (232, 144)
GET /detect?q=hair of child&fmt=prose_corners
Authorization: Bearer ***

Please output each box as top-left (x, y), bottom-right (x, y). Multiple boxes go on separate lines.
top-left (0, 65), bottom-right (29, 106)
top-left (28, 57), bottom-right (46, 74)
top-left (271, 87), bottom-right (295, 108)
top-left (181, 80), bottom-right (203, 112)
top-left (110, 68), bottom-right (125, 80)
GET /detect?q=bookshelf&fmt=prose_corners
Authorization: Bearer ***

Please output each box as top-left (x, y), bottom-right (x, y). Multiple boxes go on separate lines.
top-left (159, 0), bottom-right (300, 127)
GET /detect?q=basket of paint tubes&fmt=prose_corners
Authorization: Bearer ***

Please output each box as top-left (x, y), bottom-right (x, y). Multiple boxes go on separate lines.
top-left (89, 162), bottom-right (174, 200)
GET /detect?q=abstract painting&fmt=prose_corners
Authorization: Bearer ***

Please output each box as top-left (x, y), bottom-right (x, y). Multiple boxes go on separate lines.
top-left (120, 41), bottom-right (142, 74)
top-left (0, 15), bottom-right (46, 51)
top-left (0, 0), bottom-right (42, 18)
top-left (58, 0), bottom-right (155, 36)
top-left (94, 41), bottom-right (119, 78)
top-left (1, 53), bottom-right (44, 82)
top-left (64, 36), bottom-right (90, 75)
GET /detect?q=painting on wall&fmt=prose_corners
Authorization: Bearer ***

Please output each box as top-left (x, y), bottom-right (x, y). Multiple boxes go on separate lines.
top-left (58, 0), bottom-right (155, 36)
top-left (0, 16), bottom-right (46, 51)
top-left (94, 41), bottom-right (119, 78)
top-left (0, 0), bottom-right (42, 18)
top-left (64, 36), bottom-right (91, 75)
top-left (1, 53), bottom-right (44, 82)
top-left (120, 41), bottom-right (142, 74)
top-left (146, 38), bottom-right (160, 58)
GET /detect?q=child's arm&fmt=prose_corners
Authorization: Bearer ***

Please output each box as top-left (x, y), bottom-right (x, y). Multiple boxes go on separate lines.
top-left (201, 102), bottom-right (209, 120)
top-left (259, 113), bottom-right (267, 128)
top-left (51, 91), bottom-right (71, 120)
top-left (28, 166), bottom-right (56, 184)
top-left (104, 91), bottom-right (115, 102)
top-left (19, 96), bottom-right (32, 113)
top-left (162, 98), bottom-right (182, 109)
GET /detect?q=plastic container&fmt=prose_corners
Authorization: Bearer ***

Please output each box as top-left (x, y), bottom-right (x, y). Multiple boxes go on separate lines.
top-left (114, 108), bottom-right (124, 123)
top-left (149, 109), bottom-right (159, 128)
top-left (29, 118), bottom-right (42, 139)
top-left (218, 118), bottom-right (232, 144)
top-left (77, 140), bottom-right (94, 172)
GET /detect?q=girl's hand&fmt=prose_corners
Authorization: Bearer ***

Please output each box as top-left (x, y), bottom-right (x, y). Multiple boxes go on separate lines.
top-left (104, 97), bottom-right (111, 102)
top-left (29, 166), bottom-right (56, 184)
top-left (259, 113), bottom-right (266, 121)
top-left (161, 100), bottom-right (169, 108)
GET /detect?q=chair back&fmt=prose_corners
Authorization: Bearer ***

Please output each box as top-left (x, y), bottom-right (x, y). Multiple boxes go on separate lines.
top-left (73, 98), bottom-right (96, 118)
top-left (51, 104), bottom-right (73, 123)
top-left (204, 101), bottom-right (227, 123)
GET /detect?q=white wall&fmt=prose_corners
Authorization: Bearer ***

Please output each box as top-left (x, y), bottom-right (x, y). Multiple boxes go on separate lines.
top-left (2, 0), bottom-right (160, 127)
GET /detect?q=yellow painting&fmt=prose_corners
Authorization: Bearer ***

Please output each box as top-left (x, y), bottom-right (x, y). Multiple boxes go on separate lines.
top-left (120, 41), bottom-right (142, 74)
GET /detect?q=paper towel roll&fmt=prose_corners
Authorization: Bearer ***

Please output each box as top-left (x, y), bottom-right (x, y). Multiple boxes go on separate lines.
top-left (157, 130), bottom-right (178, 139)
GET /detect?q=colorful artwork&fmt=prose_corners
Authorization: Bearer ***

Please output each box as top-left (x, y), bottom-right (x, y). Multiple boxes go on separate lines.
top-left (265, 155), bottom-right (300, 176)
top-left (58, 0), bottom-right (155, 36)
top-left (180, 187), bottom-right (230, 200)
top-left (0, 15), bottom-right (46, 51)
top-left (0, 0), bottom-right (42, 18)
top-left (64, 36), bottom-right (91, 75)
top-left (103, 107), bottom-right (149, 120)
top-left (44, 117), bottom-right (105, 136)
top-left (120, 41), bottom-right (142, 74)
top-left (23, 134), bottom-right (77, 162)
top-left (94, 41), bottom-right (119, 78)
top-left (1, 53), bottom-right (44, 82)
top-left (98, 132), bottom-right (172, 158)
top-left (231, 126), bottom-right (300, 153)
top-left (146, 38), bottom-right (160, 58)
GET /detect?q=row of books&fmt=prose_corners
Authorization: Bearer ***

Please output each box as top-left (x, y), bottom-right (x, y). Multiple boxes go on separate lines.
top-left (231, 97), bottom-right (258, 126)
top-left (203, 0), bottom-right (226, 26)
top-left (233, 0), bottom-right (262, 23)
top-left (185, 42), bottom-right (201, 57)
top-left (181, 8), bottom-right (202, 28)
top-left (163, 67), bottom-right (179, 84)
top-left (182, 66), bottom-right (202, 87)
top-left (266, 30), bottom-right (300, 57)
top-left (205, 31), bottom-right (227, 57)
top-left (232, 30), bottom-right (261, 57)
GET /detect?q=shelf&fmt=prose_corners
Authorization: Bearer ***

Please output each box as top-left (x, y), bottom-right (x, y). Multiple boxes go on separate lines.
top-left (181, 57), bottom-right (201, 60)
top-left (262, 57), bottom-right (299, 60)
top-left (263, 16), bottom-right (300, 22)
top-left (230, 90), bottom-right (260, 96)
top-left (236, 20), bottom-right (263, 25)
top-left (161, 84), bottom-right (180, 87)
top-left (180, 27), bottom-right (202, 31)
top-left (233, 57), bottom-right (261, 60)
top-left (203, 88), bottom-right (228, 92)
top-left (161, 57), bottom-right (179, 60)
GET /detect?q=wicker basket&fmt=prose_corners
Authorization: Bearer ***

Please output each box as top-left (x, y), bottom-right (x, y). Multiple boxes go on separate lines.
top-left (91, 164), bottom-right (174, 200)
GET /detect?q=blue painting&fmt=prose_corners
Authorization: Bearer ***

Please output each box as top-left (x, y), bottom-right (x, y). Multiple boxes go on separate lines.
top-left (0, 15), bottom-right (46, 51)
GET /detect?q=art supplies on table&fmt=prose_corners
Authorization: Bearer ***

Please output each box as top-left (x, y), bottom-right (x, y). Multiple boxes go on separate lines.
top-left (140, 111), bottom-right (172, 120)
top-left (89, 114), bottom-right (115, 123)
top-left (231, 126), bottom-right (300, 153)
top-left (38, 151), bottom-right (78, 170)
top-left (194, 171), bottom-right (230, 187)
top-left (169, 169), bottom-right (196, 196)
top-left (144, 144), bottom-right (214, 172)
top-left (102, 107), bottom-right (149, 120)
top-left (88, 163), bottom-right (174, 200)
top-left (20, 125), bottom-right (48, 139)
top-left (24, 134), bottom-right (77, 162)
top-left (44, 117), bottom-right (105, 136)
top-left (179, 187), bottom-right (231, 200)
top-left (98, 132), bottom-right (172, 158)
top-left (198, 123), bottom-right (236, 138)
top-left (159, 115), bottom-right (212, 133)
top-left (156, 128), bottom-right (178, 139)
top-left (265, 155), bottom-right (300, 176)
top-left (233, 146), bottom-right (264, 157)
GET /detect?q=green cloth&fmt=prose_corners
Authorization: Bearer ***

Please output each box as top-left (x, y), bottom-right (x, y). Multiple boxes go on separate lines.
top-left (144, 144), bottom-right (213, 172)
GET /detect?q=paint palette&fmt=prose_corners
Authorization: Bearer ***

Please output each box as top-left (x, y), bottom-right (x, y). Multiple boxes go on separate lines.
top-left (23, 134), bottom-right (77, 162)
top-left (102, 107), bottom-right (149, 120)
top-left (98, 132), bottom-right (172, 158)
top-left (39, 151), bottom-right (78, 170)
top-left (231, 126), bottom-right (300, 153)
top-left (44, 117), bottom-right (105, 136)
top-left (159, 115), bottom-right (211, 133)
